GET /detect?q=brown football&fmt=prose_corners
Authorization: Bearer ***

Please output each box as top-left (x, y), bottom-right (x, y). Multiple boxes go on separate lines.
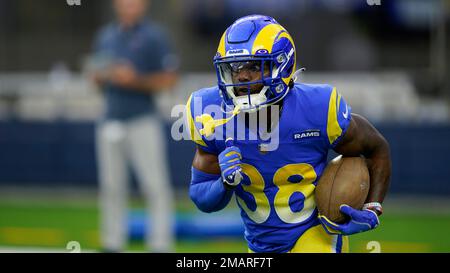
top-left (315, 155), bottom-right (370, 223)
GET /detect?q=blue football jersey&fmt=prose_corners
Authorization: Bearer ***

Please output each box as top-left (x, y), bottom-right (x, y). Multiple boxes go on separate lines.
top-left (186, 83), bottom-right (352, 253)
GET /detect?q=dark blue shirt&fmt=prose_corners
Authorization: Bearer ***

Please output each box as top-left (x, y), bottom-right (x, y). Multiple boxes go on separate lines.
top-left (93, 19), bottom-right (175, 121)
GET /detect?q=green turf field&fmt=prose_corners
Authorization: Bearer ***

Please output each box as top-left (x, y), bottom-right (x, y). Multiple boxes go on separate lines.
top-left (0, 194), bottom-right (449, 253)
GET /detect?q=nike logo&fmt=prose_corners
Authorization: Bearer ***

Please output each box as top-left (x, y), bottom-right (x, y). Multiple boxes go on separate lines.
top-left (342, 104), bottom-right (349, 119)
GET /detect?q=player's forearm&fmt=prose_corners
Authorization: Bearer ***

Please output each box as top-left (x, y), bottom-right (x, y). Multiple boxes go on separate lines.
top-left (189, 167), bottom-right (234, 213)
top-left (337, 114), bottom-right (392, 205)
top-left (364, 136), bottom-right (391, 204)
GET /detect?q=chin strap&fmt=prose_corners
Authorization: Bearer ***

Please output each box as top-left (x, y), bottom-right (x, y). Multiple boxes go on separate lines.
top-left (195, 105), bottom-right (241, 137)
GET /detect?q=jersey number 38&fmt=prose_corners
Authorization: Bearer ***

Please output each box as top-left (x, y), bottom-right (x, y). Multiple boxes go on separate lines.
top-left (237, 163), bottom-right (317, 224)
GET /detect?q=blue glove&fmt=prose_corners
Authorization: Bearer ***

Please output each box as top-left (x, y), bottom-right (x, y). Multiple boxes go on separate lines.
top-left (318, 204), bottom-right (380, 235)
top-left (218, 138), bottom-right (243, 187)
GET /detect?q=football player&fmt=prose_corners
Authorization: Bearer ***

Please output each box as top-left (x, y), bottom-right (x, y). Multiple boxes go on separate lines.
top-left (185, 15), bottom-right (391, 253)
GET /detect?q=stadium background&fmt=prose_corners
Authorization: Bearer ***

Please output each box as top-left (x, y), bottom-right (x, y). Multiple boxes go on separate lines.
top-left (0, 0), bottom-right (449, 252)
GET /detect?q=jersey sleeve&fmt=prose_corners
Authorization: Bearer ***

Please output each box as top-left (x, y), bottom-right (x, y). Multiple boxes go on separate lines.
top-left (185, 92), bottom-right (219, 154)
top-left (325, 87), bottom-right (352, 148)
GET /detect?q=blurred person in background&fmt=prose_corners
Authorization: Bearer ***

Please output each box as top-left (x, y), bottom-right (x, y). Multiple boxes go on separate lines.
top-left (89, 0), bottom-right (178, 252)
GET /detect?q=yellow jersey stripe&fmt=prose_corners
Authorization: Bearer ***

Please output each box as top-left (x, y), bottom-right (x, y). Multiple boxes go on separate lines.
top-left (327, 87), bottom-right (342, 145)
top-left (185, 94), bottom-right (207, 147)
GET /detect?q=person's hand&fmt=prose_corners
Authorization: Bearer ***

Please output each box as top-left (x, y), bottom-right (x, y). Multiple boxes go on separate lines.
top-left (109, 64), bottom-right (138, 87)
top-left (218, 138), bottom-right (243, 188)
top-left (318, 204), bottom-right (380, 235)
top-left (89, 71), bottom-right (108, 86)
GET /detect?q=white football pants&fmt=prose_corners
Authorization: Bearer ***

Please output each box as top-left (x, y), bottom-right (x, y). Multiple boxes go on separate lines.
top-left (96, 114), bottom-right (174, 252)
